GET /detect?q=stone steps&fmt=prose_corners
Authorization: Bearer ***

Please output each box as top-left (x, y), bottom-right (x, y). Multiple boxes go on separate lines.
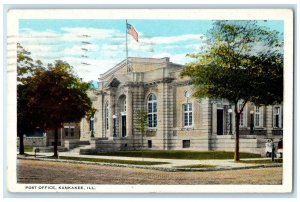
top-left (68, 144), bottom-right (92, 154)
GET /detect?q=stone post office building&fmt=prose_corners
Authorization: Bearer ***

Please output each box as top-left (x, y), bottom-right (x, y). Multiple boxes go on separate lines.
top-left (80, 57), bottom-right (283, 154)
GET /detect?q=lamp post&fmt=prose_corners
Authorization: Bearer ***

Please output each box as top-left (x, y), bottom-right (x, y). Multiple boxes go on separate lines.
top-left (90, 117), bottom-right (95, 138)
top-left (250, 110), bottom-right (254, 134)
top-left (228, 109), bottom-right (232, 135)
top-left (112, 115), bottom-right (117, 137)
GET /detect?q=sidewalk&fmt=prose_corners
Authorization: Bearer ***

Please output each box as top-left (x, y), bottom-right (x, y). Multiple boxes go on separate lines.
top-left (19, 151), bottom-right (282, 172)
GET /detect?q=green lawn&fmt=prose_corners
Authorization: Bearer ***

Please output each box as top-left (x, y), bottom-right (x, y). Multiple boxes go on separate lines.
top-left (175, 164), bottom-right (216, 169)
top-left (87, 150), bottom-right (261, 160)
top-left (59, 156), bottom-right (169, 166)
top-left (24, 146), bottom-right (33, 152)
top-left (239, 159), bottom-right (283, 164)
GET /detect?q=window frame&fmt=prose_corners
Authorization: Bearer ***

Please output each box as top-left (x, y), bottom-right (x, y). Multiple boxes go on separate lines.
top-left (273, 106), bottom-right (282, 128)
top-left (64, 127), bottom-right (69, 137)
top-left (148, 140), bottom-right (152, 148)
top-left (70, 128), bottom-right (74, 137)
top-left (255, 106), bottom-right (264, 128)
top-left (147, 94), bottom-right (157, 128)
top-left (182, 140), bottom-right (191, 148)
top-left (239, 103), bottom-right (247, 127)
top-left (124, 99), bottom-right (127, 112)
top-left (183, 103), bottom-right (193, 127)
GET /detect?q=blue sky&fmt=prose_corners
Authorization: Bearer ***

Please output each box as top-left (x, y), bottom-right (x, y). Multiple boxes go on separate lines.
top-left (19, 19), bottom-right (283, 82)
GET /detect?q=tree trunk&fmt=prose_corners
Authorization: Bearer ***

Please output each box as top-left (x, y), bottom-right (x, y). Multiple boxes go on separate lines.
top-left (234, 103), bottom-right (240, 162)
top-left (53, 128), bottom-right (59, 158)
top-left (19, 133), bottom-right (25, 155)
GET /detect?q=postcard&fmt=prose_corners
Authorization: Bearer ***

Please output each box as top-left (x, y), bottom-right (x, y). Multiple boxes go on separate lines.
top-left (6, 8), bottom-right (293, 193)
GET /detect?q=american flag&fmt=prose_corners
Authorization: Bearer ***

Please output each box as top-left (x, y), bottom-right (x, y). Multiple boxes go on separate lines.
top-left (127, 23), bottom-right (139, 42)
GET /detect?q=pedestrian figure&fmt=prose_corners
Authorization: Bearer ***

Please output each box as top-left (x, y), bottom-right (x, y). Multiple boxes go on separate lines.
top-left (271, 139), bottom-right (275, 162)
top-left (277, 138), bottom-right (283, 158)
top-left (265, 139), bottom-right (272, 157)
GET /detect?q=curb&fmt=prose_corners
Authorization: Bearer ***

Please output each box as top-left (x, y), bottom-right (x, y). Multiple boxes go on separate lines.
top-left (17, 156), bottom-right (283, 172)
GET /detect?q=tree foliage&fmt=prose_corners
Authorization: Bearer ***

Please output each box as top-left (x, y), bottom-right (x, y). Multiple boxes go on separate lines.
top-left (181, 20), bottom-right (283, 161)
top-left (136, 110), bottom-right (148, 135)
top-left (26, 60), bottom-right (93, 157)
top-left (17, 44), bottom-right (93, 156)
top-left (17, 43), bottom-right (45, 84)
top-left (182, 20), bottom-right (283, 105)
top-left (136, 110), bottom-right (148, 149)
top-left (17, 43), bottom-right (42, 154)
top-left (27, 60), bottom-right (92, 130)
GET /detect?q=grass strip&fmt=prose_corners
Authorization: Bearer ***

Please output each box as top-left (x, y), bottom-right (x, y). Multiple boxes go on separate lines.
top-left (59, 156), bottom-right (169, 166)
top-left (175, 164), bottom-right (216, 169)
top-left (87, 150), bottom-right (261, 160)
top-left (239, 159), bottom-right (283, 164)
top-left (24, 146), bottom-right (33, 152)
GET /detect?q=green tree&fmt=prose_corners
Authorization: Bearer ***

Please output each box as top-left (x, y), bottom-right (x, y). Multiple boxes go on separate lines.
top-left (86, 107), bottom-right (97, 138)
top-left (17, 43), bottom-right (34, 83)
top-left (181, 20), bottom-right (283, 161)
top-left (17, 83), bottom-right (36, 155)
top-left (136, 110), bottom-right (148, 150)
top-left (26, 60), bottom-right (93, 158)
top-left (17, 43), bottom-right (45, 84)
top-left (17, 43), bottom-right (41, 154)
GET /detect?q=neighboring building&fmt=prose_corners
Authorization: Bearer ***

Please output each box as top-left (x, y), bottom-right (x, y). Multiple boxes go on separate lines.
top-left (46, 122), bottom-right (80, 146)
top-left (80, 57), bottom-right (283, 154)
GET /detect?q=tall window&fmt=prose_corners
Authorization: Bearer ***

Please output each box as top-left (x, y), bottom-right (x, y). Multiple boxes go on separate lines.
top-left (123, 99), bottom-right (127, 112)
top-left (148, 94), bottom-right (157, 128)
top-left (274, 106), bottom-right (282, 128)
top-left (105, 103), bottom-right (109, 130)
top-left (255, 106), bottom-right (263, 127)
top-left (239, 104), bottom-right (247, 127)
top-left (70, 128), bottom-right (74, 136)
top-left (183, 103), bottom-right (193, 127)
top-left (64, 127), bottom-right (69, 136)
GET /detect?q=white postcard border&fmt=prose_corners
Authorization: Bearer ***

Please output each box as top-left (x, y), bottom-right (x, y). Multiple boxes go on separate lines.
top-left (6, 8), bottom-right (294, 193)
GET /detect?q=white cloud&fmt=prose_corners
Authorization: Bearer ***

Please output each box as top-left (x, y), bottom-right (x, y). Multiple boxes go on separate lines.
top-left (61, 27), bottom-right (123, 41)
top-left (63, 44), bottom-right (100, 56)
top-left (17, 27), bottom-right (205, 81)
top-left (61, 56), bottom-right (122, 81)
top-left (150, 52), bottom-right (191, 65)
top-left (141, 34), bottom-right (206, 45)
top-left (19, 29), bottom-right (60, 38)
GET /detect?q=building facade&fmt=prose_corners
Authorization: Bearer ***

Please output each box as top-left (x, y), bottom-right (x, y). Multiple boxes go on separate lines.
top-left (80, 57), bottom-right (283, 154)
top-left (46, 122), bottom-right (81, 147)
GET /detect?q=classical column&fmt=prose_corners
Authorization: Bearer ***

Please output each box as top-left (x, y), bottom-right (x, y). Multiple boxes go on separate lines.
top-left (265, 105), bottom-right (273, 137)
top-left (126, 89), bottom-right (133, 137)
top-left (97, 93), bottom-right (103, 138)
top-left (212, 102), bottom-right (217, 135)
top-left (80, 118), bottom-right (84, 141)
top-left (109, 91), bottom-right (115, 138)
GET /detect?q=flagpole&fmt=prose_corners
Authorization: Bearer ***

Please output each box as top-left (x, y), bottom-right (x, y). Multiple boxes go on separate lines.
top-left (125, 19), bottom-right (128, 71)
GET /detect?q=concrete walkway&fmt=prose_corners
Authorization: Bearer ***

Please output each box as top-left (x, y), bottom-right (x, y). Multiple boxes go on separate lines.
top-left (21, 151), bottom-right (282, 172)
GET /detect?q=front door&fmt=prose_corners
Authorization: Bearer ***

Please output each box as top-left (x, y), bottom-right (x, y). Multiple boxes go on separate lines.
top-left (217, 109), bottom-right (223, 135)
top-left (122, 115), bottom-right (126, 137)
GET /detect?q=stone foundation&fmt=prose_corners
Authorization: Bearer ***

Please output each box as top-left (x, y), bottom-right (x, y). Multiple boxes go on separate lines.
top-left (17, 136), bottom-right (47, 147)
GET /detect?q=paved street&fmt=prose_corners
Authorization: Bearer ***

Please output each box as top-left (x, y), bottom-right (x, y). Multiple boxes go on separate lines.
top-left (17, 159), bottom-right (282, 185)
